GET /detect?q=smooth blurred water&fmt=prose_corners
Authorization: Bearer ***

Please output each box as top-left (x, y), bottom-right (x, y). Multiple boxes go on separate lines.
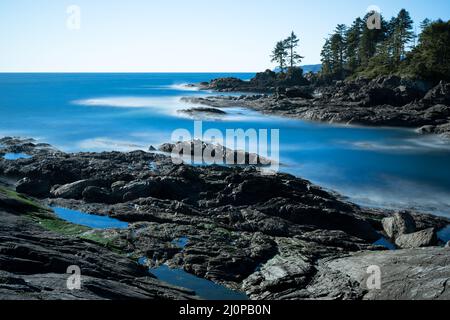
top-left (1, 73), bottom-right (450, 217)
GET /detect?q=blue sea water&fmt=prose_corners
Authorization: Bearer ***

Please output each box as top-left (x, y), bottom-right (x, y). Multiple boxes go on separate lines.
top-left (2, 153), bottom-right (32, 160)
top-left (52, 207), bottom-right (129, 229)
top-left (137, 258), bottom-right (248, 300)
top-left (1, 73), bottom-right (450, 217)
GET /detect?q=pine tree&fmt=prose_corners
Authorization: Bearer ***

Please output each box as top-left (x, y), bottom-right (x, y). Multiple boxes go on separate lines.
top-left (403, 20), bottom-right (450, 81)
top-left (320, 38), bottom-right (333, 78)
top-left (420, 18), bottom-right (431, 31)
top-left (271, 41), bottom-right (288, 73)
top-left (284, 31), bottom-right (304, 68)
top-left (345, 18), bottom-right (364, 73)
top-left (358, 12), bottom-right (388, 67)
top-left (392, 9), bottom-right (415, 63)
top-left (331, 24), bottom-right (347, 79)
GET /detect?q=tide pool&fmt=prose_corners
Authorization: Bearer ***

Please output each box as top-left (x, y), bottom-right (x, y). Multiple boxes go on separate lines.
top-left (2, 153), bottom-right (32, 160)
top-left (52, 207), bottom-right (129, 229)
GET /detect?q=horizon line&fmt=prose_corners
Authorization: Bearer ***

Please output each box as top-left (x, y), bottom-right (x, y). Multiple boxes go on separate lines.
top-left (0, 65), bottom-right (323, 74)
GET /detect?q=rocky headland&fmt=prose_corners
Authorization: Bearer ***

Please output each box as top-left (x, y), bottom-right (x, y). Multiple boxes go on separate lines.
top-left (185, 74), bottom-right (450, 139)
top-left (1, 137), bottom-right (449, 300)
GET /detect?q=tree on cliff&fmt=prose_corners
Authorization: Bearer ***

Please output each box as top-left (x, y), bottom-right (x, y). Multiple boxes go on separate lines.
top-left (271, 41), bottom-right (288, 73)
top-left (391, 9), bottom-right (415, 63)
top-left (284, 31), bottom-right (304, 68)
top-left (345, 18), bottom-right (364, 73)
top-left (402, 20), bottom-right (450, 81)
top-left (319, 8), bottom-right (449, 82)
top-left (358, 11), bottom-right (388, 67)
top-left (320, 24), bottom-right (347, 79)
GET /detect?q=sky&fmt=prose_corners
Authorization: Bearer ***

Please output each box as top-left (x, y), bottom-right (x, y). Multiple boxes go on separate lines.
top-left (1, 0), bottom-right (449, 72)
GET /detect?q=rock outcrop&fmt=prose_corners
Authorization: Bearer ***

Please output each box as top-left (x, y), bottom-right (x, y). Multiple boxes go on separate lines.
top-left (395, 228), bottom-right (438, 249)
top-left (1, 137), bottom-right (449, 300)
top-left (183, 76), bottom-right (450, 139)
top-left (382, 211), bottom-right (416, 240)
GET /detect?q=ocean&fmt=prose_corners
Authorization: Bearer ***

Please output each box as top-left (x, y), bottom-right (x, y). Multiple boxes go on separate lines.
top-left (1, 73), bottom-right (450, 217)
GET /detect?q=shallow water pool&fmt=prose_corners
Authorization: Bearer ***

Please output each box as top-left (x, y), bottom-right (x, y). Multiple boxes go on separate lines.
top-left (138, 258), bottom-right (248, 300)
top-left (2, 153), bottom-right (32, 160)
top-left (52, 207), bottom-right (129, 229)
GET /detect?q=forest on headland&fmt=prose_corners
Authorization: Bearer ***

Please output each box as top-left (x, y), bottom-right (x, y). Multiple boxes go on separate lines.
top-left (269, 9), bottom-right (450, 85)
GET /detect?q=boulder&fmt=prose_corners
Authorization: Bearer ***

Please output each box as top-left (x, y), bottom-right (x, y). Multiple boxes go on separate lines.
top-left (207, 77), bottom-right (245, 91)
top-left (382, 211), bottom-right (416, 240)
top-left (416, 125), bottom-right (436, 134)
top-left (423, 81), bottom-right (450, 105)
top-left (50, 179), bottom-right (100, 199)
top-left (305, 247), bottom-right (450, 300)
top-left (82, 186), bottom-right (114, 204)
top-left (15, 177), bottom-right (51, 197)
top-left (121, 181), bottom-right (151, 201)
top-left (285, 87), bottom-right (313, 99)
top-left (395, 228), bottom-right (438, 249)
top-left (379, 75), bottom-right (401, 88)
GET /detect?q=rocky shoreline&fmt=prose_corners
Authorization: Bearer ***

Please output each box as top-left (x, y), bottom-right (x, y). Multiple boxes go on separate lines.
top-left (1, 137), bottom-right (449, 300)
top-left (184, 75), bottom-right (450, 139)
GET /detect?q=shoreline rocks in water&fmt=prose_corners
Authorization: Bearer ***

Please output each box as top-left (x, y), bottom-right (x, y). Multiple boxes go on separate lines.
top-left (1, 137), bottom-right (449, 300)
top-left (186, 76), bottom-right (450, 139)
top-left (177, 107), bottom-right (227, 119)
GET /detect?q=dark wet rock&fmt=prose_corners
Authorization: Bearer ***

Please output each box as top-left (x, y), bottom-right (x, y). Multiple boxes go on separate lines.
top-left (197, 68), bottom-right (309, 93)
top-left (395, 228), bottom-right (438, 249)
top-left (200, 77), bottom-right (246, 92)
top-left (294, 247), bottom-right (450, 300)
top-left (119, 180), bottom-right (155, 202)
top-left (158, 140), bottom-right (274, 167)
top-left (0, 188), bottom-right (196, 300)
top-left (416, 125), bottom-right (437, 134)
top-left (16, 177), bottom-right (51, 197)
top-left (178, 107), bottom-right (227, 118)
top-left (285, 87), bottom-right (313, 99)
top-left (82, 186), bottom-right (114, 204)
top-left (382, 211), bottom-right (416, 240)
top-left (1, 138), bottom-right (449, 300)
top-left (184, 77), bottom-right (450, 139)
top-left (51, 179), bottom-right (101, 199)
top-left (423, 81), bottom-right (450, 106)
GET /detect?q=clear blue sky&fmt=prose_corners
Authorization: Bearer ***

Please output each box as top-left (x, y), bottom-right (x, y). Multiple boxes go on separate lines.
top-left (1, 0), bottom-right (449, 72)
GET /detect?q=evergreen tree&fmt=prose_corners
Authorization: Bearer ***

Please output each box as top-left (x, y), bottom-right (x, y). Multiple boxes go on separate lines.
top-left (392, 9), bottom-right (415, 63)
top-left (318, 8), bottom-right (448, 82)
top-left (358, 11), bottom-right (388, 67)
top-left (320, 38), bottom-right (333, 78)
top-left (403, 20), bottom-right (450, 81)
top-left (271, 41), bottom-right (288, 72)
top-left (345, 18), bottom-right (364, 72)
top-left (420, 18), bottom-right (431, 31)
top-left (284, 31), bottom-right (304, 68)
top-left (331, 24), bottom-right (347, 79)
